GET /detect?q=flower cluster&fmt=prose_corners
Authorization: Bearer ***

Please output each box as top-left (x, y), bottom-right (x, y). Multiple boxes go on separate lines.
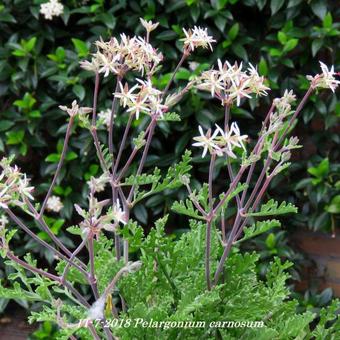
top-left (273, 90), bottom-right (296, 115)
top-left (181, 26), bottom-right (216, 52)
top-left (264, 90), bottom-right (297, 134)
top-left (0, 215), bottom-right (8, 230)
top-left (112, 199), bottom-right (127, 226)
top-left (80, 34), bottom-right (163, 77)
top-left (59, 100), bottom-right (92, 117)
top-left (140, 18), bottom-right (159, 33)
top-left (46, 196), bottom-right (63, 213)
top-left (196, 59), bottom-right (270, 106)
top-left (40, 0), bottom-right (64, 20)
top-left (115, 79), bottom-right (167, 120)
top-left (193, 123), bottom-right (248, 158)
top-left (307, 61), bottom-right (339, 93)
top-left (87, 172), bottom-right (110, 193)
top-left (75, 196), bottom-right (126, 236)
top-left (98, 109), bottom-right (114, 129)
top-left (0, 158), bottom-right (34, 209)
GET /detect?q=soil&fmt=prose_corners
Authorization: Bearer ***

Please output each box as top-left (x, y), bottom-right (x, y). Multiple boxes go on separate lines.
top-left (0, 304), bottom-right (36, 340)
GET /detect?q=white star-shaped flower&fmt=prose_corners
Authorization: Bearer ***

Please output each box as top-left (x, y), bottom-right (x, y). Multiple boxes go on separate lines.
top-left (114, 82), bottom-right (140, 107)
top-left (182, 26), bottom-right (216, 52)
top-left (112, 199), bottom-right (127, 225)
top-left (215, 122), bottom-right (248, 158)
top-left (140, 18), bottom-right (159, 33)
top-left (192, 125), bottom-right (222, 158)
top-left (307, 61), bottom-right (339, 93)
top-left (126, 97), bottom-right (150, 120)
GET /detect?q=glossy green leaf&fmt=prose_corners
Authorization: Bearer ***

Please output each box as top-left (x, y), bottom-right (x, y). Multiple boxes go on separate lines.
top-left (271, 0), bottom-right (285, 15)
top-left (6, 130), bottom-right (25, 145)
top-left (228, 23), bottom-right (239, 40)
top-left (71, 38), bottom-right (89, 58)
top-left (311, 0), bottom-right (327, 20)
top-left (325, 195), bottom-right (340, 214)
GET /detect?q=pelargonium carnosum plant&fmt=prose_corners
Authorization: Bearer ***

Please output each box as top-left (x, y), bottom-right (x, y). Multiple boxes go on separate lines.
top-left (0, 19), bottom-right (339, 339)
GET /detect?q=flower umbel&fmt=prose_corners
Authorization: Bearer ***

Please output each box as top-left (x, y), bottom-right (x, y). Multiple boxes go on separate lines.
top-left (193, 123), bottom-right (248, 159)
top-left (273, 90), bottom-right (296, 115)
top-left (196, 59), bottom-right (270, 107)
top-left (307, 61), bottom-right (340, 93)
top-left (0, 158), bottom-right (34, 209)
top-left (182, 26), bottom-right (216, 52)
top-left (81, 33), bottom-right (163, 77)
top-left (115, 80), bottom-right (167, 120)
top-left (140, 18), bottom-right (159, 33)
top-left (88, 172), bottom-right (110, 193)
top-left (59, 100), bottom-right (92, 117)
top-left (75, 195), bottom-right (126, 236)
top-left (98, 109), bottom-right (115, 129)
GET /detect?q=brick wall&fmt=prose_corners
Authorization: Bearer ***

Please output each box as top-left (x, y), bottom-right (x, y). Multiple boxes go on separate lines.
top-left (292, 231), bottom-right (340, 297)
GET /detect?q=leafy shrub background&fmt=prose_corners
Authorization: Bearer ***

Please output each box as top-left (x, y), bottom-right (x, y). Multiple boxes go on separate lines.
top-left (0, 0), bottom-right (339, 310)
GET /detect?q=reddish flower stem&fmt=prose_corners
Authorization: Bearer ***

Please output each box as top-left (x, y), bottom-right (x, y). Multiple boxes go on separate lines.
top-left (39, 116), bottom-right (74, 218)
top-left (5, 208), bottom-right (87, 277)
top-left (127, 118), bottom-right (157, 203)
top-left (205, 219), bottom-right (212, 290)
